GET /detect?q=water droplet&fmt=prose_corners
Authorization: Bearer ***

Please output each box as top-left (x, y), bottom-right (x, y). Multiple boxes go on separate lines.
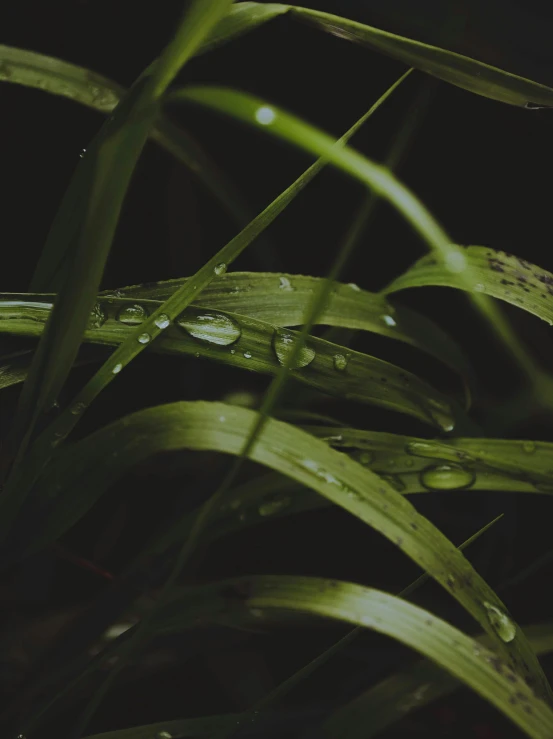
top-left (79, 148), bottom-right (86, 159)
top-left (301, 459), bottom-right (343, 487)
top-left (348, 282), bottom-right (361, 291)
top-left (51, 431), bottom-right (65, 448)
top-left (279, 276), bottom-right (294, 291)
top-left (426, 398), bottom-right (455, 432)
top-left (333, 353), bottom-right (348, 371)
top-left (380, 474), bottom-right (406, 492)
top-left (474, 283), bottom-right (485, 292)
top-left (230, 349), bottom-right (236, 355)
top-left (273, 328), bottom-right (315, 369)
top-left (138, 332), bottom-right (151, 344)
top-left (154, 314), bottom-right (170, 330)
top-left (117, 303), bottom-right (148, 325)
top-left (214, 262), bottom-right (227, 276)
top-left (444, 250), bottom-right (467, 273)
top-left (382, 314), bottom-right (397, 327)
top-left (219, 415), bottom-right (226, 423)
top-left (358, 451), bottom-right (372, 465)
top-left (255, 106), bottom-right (276, 125)
top-left (406, 440), bottom-right (467, 464)
top-left (243, 351), bottom-right (252, 359)
top-left (258, 496), bottom-right (291, 517)
top-left (156, 732), bottom-right (173, 739)
top-left (176, 311), bottom-right (241, 346)
top-left (483, 602), bottom-right (516, 643)
top-left (88, 302), bottom-right (106, 329)
top-left (522, 441), bottom-right (536, 453)
top-left (420, 464), bottom-right (475, 491)
top-left (112, 363), bottom-right (123, 374)
top-left (70, 402), bottom-right (86, 415)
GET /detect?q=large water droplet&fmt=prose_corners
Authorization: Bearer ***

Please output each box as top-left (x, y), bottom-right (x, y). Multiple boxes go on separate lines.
top-left (333, 353), bottom-right (348, 371)
top-left (258, 496), bottom-right (291, 517)
top-left (279, 276), bottom-right (294, 291)
top-left (420, 464), bottom-right (475, 491)
top-left (483, 602), bottom-right (516, 643)
top-left (214, 262), bottom-right (227, 276)
top-left (138, 333), bottom-right (151, 344)
top-left (176, 311), bottom-right (241, 346)
top-left (88, 302), bottom-right (106, 329)
top-left (154, 314), bottom-right (170, 330)
top-left (117, 303), bottom-right (148, 325)
top-left (273, 329), bottom-right (315, 369)
top-left (255, 106), bottom-right (276, 125)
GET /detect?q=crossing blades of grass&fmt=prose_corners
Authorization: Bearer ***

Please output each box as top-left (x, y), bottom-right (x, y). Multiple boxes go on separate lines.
top-left (20, 400), bottom-right (553, 703)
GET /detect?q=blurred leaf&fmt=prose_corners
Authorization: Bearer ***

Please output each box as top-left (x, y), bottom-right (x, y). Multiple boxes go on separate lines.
top-left (23, 400), bottom-right (552, 699)
top-left (153, 575), bottom-right (553, 739)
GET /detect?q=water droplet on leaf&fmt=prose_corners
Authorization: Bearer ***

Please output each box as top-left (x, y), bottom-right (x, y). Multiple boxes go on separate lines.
top-left (420, 464), bottom-right (475, 491)
top-left (177, 311), bottom-right (241, 346)
top-left (258, 496), bottom-right (291, 517)
top-left (117, 303), bottom-right (148, 325)
top-left (333, 353), bottom-right (348, 371)
top-left (214, 262), bottom-right (227, 276)
top-left (243, 351), bottom-right (252, 359)
top-left (88, 302), bottom-right (106, 329)
top-left (112, 363), bottom-right (123, 374)
top-left (255, 106), bottom-right (275, 125)
top-left (138, 332), bottom-right (151, 344)
top-left (522, 441), bottom-right (536, 454)
top-left (279, 276), bottom-right (294, 291)
top-left (273, 328), bottom-right (315, 369)
top-left (382, 314), bottom-right (397, 327)
top-left (483, 602), bottom-right (516, 642)
top-left (154, 314), bottom-right (170, 329)
top-left (71, 402), bottom-right (86, 415)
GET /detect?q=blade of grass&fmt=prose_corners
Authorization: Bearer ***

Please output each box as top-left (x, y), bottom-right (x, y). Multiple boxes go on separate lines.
top-left (151, 575), bottom-right (553, 739)
top-left (0, 0), bottom-right (234, 532)
top-left (19, 400), bottom-right (553, 704)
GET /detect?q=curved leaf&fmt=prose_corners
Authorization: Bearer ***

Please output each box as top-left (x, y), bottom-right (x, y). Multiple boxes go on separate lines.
top-left (0, 296), bottom-right (456, 430)
top-left (208, 3), bottom-right (553, 107)
top-left (321, 621), bottom-right (553, 739)
top-left (22, 400), bottom-right (552, 700)
top-left (153, 575), bottom-right (553, 739)
top-left (384, 244), bottom-right (553, 327)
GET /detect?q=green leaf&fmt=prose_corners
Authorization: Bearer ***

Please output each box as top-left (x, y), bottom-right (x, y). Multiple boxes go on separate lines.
top-left (384, 244), bottom-right (553, 326)
top-left (105, 271), bottom-right (473, 378)
top-left (1, 0), bottom-right (234, 528)
top-left (321, 621), bottom-right (553, 739)
top-left (208, 3), bottom-right (553, 107)
top-left (0, 294), bottom-right (456, 430)
top-left (24, 400), bottom-right (553, 701)
top-left (153, 575), bottom-right (553, 739)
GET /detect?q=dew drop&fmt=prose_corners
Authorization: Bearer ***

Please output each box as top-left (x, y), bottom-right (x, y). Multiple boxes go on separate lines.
top-left (382, 314), bottom-right (397, 327)
top-left (474, 283), bottom-right (485, 292)
top-left (258, 496), bottom-right (291, 517)
top-left (483, 602), bottom-right (516, 643)
top-left (214, 262), bottom-right (227, 276)
top-left (347, 282), bottom-right (361, 291)
top-left (154, 314), bottom-right (170, 330)
top-left (138, 332), bottom-right (151, 344)
top-left (176, 311), bottom-right (241, 346)
top-left (272, 328), bottom-right (315, 369)
top-left (420, 464), bottom-right (475, 491)
top-left (255, 106), bottom-right (275, 125)
top-left (243, 351), bottom-right (252, 359)
top-left (522, 441), bottom-right (536, 454)
top-left (279, 276), bottom-right (294, 291)
top-left (333, 353), bottom-right (348, 371)
top-left (112, 363), bottom-right (123, 374)
top-left (70, 402), bottom-right (86, 416)
top-left (156, 732), bottom-right (173, 739)
top-left (88, 302), bottom-right (106, 329)
top-left (117, 303), bottom-right (148, 325)
top-left (426, 398), bottom-right (455, 432)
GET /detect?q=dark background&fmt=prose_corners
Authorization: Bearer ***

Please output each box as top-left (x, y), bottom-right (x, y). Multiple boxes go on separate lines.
top-left (3, 1), bottom-right (553, 737)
